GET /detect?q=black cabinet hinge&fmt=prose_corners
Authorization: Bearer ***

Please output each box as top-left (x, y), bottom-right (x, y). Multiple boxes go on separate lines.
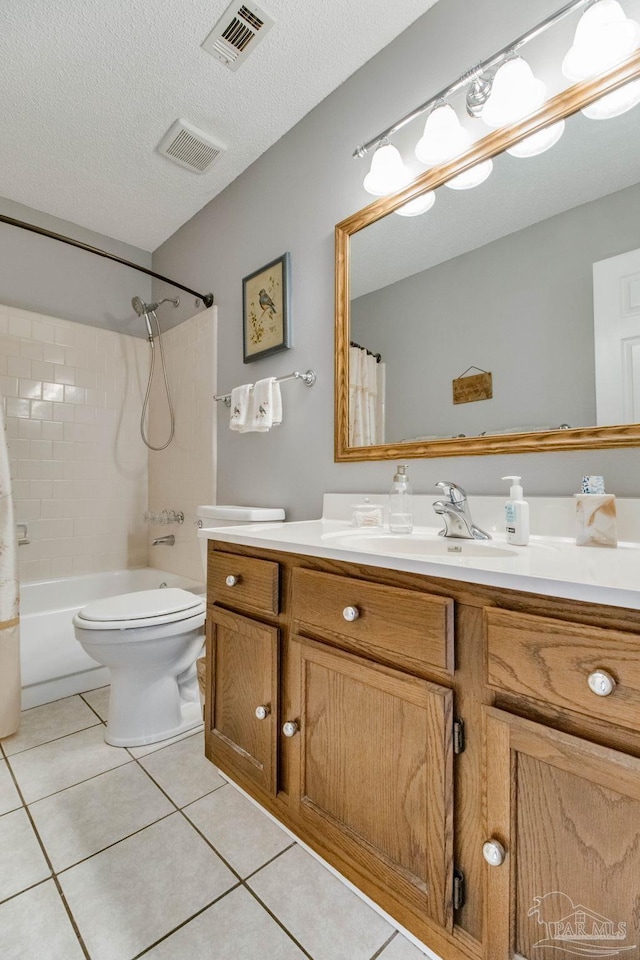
top-left (453, 868), bottom-right (465, 911)
top-left (453, 717), bottom-right (465, 754)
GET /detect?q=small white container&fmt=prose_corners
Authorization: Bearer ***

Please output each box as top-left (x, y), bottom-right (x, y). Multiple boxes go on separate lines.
top-left (502, 475), bottom-right (529, 546)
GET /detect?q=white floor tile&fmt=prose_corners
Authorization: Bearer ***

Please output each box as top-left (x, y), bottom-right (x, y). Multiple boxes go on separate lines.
top-left (378, 933), bottom-right (435, 959)
top-left (144, 885), bottom-right (307, 960)
top-left (138, 732), bottom-right (225, 807)
top-left (8, 725), bottom-right (131, 803)
top-left (0, 808), bottom-right (51, 902)
top-left (81, 685), bottom-right (110, 720)
top-left (0, 880), bottom-right (85, 960)
top-left (58, 813), bottom-right (238, 960)
top-left (127, 722), bottom-right (204, 758)
top-left (2, 695), bottom-right (100, 756)
top-left (184, 783), bottom-right (291, 877)
top-left (248, 845), bottom-right (393, 960)
top-left (30, 763), bottom-right (174, 871)
top-left (0, 759), bottom-right (21, 815)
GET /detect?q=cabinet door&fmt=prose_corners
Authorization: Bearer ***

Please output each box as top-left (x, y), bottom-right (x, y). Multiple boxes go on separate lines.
top-left (287, 636), bottom-right (454, 931)
top-left (206, 607), bottom-right (279, 794)
top-left (484, 707), bottom-right (640, 959)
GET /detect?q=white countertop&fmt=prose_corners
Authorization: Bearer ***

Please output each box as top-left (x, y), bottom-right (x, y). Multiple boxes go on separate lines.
top-left (199, 498), bottom-right (640, 611)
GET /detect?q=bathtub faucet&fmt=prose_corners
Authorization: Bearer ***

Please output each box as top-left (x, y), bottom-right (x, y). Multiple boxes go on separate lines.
top-left (152, 535), bottom-right (175, 546)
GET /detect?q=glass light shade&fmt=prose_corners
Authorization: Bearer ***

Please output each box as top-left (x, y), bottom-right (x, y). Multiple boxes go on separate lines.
top-left (394, 191), bottom-right (436, 217)
top-left (415, 104), bottom-right (471, 165)
top-left (582, 78), bottom-right (640, 118)
top-left (507, 119), bottom-right (566, 157)
top-left (562, 0), bottom-right (640, 81)
top-left (445, 158), bottom-right (493, 190)
top-left (363, 142), bottom-right (411, 196)
top-left (482, 58), bottom-right (546, 127)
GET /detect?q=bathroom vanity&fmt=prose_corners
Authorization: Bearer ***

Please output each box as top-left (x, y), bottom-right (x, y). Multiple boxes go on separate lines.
top-left (201, 506), bottom-right (640, 960)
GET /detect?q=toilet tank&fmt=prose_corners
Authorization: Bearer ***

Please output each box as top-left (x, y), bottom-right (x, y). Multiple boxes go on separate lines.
top-left (196, 505), bottom-right (285, 573)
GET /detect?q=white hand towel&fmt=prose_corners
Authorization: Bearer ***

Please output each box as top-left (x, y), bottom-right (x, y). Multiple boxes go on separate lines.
top-left (250, 378), bottom-right (281, 431)
top-left (229, 384), bottom-right (253, 431)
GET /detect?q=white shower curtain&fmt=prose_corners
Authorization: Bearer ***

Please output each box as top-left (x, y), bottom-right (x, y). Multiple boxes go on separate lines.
top-left (0, 404), bottom-right (20, 738)
top-left (349, 346), bottom-right (386, 446)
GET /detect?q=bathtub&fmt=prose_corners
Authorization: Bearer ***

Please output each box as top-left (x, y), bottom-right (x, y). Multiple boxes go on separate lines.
top-left (20, 569), bottom-right (205, 709)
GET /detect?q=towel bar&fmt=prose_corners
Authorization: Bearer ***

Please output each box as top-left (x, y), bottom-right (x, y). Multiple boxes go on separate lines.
top-left (213, 369), bottom-right (316, 407)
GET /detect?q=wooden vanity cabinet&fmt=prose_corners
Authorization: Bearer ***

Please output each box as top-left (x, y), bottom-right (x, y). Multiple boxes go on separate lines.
top-left (204, 539), bottom-right (640, 960)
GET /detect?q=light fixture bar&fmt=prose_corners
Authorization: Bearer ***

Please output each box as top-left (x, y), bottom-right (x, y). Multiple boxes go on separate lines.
top-left (352, 0), bottom-right (592, 158)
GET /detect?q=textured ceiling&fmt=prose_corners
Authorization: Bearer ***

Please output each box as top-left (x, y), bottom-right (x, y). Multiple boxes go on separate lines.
top-left (0, 0), bottom-right (437, 252)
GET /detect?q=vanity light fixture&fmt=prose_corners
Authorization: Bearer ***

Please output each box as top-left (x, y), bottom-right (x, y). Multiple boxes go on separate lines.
top-left (362, 139), bottom-right (412, 197)
top-left (355, 0), bottom-right (640, 196)
top-left (481, 57), bottom-right (566, 157)
top-left (395, 191), bottom-right (436, 217)
top-left (563, 0), bottom-right (640, 117)
top-left (414, 103), bottom-right (493, 190)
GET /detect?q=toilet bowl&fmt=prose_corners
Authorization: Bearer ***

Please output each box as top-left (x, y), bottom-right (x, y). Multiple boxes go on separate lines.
top-left (73, 504), bottom-right (284, 747)
top-left (74, 588), bottom-right (206, 746)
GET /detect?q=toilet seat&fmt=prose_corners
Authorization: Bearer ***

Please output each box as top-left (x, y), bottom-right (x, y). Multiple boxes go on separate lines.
top-left (73, 588), bottom-right (206, 632)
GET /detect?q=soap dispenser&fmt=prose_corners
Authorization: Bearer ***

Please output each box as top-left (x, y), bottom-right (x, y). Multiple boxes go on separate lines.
top-left (389, 464), bottom-right (413, 534)
top-left (502, 475), bottom-right (529, 545)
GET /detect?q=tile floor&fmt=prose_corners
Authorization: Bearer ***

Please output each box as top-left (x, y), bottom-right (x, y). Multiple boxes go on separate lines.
top-left (0, 688), bottom-right (432, 960)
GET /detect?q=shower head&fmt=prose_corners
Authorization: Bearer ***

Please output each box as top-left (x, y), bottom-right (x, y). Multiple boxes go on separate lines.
top-left (131, 296), bottom-right (180, 316)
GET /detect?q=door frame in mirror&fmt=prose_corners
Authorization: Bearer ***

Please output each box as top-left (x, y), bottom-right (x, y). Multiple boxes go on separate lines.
top-left (335, 51), bottom-right (640, 462)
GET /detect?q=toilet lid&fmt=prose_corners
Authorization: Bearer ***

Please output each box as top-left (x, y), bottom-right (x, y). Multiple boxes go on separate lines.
top-left (78, 588), bottom-right (203, 623)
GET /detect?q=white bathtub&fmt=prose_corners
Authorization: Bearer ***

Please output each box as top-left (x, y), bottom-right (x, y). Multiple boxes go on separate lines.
top-left (20, 569), bottom-right (205, 709)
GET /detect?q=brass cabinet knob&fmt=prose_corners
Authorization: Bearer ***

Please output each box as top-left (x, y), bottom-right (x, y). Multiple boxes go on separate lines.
top-left (482, 840), bottom-right (506, 866)
top-left (255, 705), bottom-right (270, 720)
top-left (587, 669), bottom-right (616, 697)
top-left (225, 574), bottom-right (241, 587)
top-left (282, 721), bottom-right (299, 738)
top-left (342, 605), bottom-right (360, 622)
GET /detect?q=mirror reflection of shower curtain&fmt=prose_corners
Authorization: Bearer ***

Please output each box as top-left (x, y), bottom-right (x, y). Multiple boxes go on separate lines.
top-left (0, 403), bottom-right (20, 737)
top-left (349, 345), bottom-right (386, 446)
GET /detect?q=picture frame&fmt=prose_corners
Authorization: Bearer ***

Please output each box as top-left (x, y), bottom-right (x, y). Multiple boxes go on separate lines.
top-left (242, 252), bottom-right (291, 363)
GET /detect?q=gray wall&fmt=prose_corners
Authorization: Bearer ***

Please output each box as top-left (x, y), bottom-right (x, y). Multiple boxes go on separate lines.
top-left (352, 183), bottom-right (640, 442)
top-left (153, 0), bottom-right (640, 521)
top-left (0, 196), bottom-right (151, 335)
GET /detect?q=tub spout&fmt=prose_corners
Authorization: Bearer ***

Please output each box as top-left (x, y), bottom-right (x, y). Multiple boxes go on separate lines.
top-left (152, 535), bottom-right (175, 546)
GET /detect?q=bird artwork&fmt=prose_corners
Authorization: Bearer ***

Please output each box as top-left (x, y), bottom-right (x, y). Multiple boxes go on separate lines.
top-left (259, 289), bottom-right (277, 316)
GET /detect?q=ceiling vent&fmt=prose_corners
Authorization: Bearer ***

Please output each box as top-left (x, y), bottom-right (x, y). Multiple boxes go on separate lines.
top-left (157, 119), bottom-right (226, 174)
top-left (202, 2), bottom-right (274, 71)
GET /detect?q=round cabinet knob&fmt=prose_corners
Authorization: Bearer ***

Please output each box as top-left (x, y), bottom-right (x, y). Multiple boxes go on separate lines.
top-left (482, 840), bottom-right (506, 867)
top-left (342, 606), bottom-right (360, 622)
top-left (588, 669), bottom-right (616, 697)
top-left (255, 705), bottom-right (270, 720)
top-left (225, 574), bottom-right (241, 587)
top-left (282, 721), bottom-right (299, 738)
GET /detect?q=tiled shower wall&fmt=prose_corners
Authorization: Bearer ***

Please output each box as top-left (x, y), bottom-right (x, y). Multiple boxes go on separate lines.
top-left (148, 308), bottom-right (216, 583)
top-left (0, 304), bottom-right (149, 582)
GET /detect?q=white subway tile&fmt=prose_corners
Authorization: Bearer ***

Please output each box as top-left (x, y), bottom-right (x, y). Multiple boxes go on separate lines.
top-left (53, 366), bottom-right (75, 386)
top-left (40, 421), bottom-right (64, 441)
top-left (52, 403), bottom-right (75, 423)
top-left (8, 315), bottom-right (32, 338)
top-left (0, 376), bottom-right (18, 397)
top-left (19, 379), bottom-right (42, 400)
top-left (42, 382), bottom-right (64, 402)
top-left (54, 325), bottom-right (75, 346)
top-left (42, 344), bottom-right (65, 365)
top-left (6, 398), bottom-right (30, 419)
top-left (64, 385), bottom-right (85, 405)
top-left (20, 340), bottom-right (44, 361)
top-left (31, 360), bottom-right (56, 381)
top-left (7, 357), bottom-right (32, 379)
top-left (30, 400), bottom-right (54, 420)
top-left (30, 321), bottom-right (56, 343)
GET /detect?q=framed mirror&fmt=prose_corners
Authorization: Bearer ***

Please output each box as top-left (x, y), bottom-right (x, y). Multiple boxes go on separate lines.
top-left (335, 52), bottom-right (640, 461)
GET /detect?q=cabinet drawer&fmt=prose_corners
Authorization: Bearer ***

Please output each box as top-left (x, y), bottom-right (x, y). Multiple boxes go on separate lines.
top-left (486, 607), bottom-right (640, 732)
top-left (208, 550), bottom-right (279, 616)
top-left (291, 568), bottom-right (453, 673)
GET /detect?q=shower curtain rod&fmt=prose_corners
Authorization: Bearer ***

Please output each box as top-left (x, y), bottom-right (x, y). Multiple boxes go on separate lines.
top-left (0, 213), bottom-right (214, 308)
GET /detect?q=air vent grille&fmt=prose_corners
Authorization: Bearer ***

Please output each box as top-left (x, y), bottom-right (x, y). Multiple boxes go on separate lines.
top-left (157, 120), bottom-right (226, 174)
top-left (202, 1), bottom-right (274, 71)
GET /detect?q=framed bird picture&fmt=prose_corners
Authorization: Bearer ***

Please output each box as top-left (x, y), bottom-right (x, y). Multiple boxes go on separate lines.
top-left (242, 252), bottom-right (291, 363)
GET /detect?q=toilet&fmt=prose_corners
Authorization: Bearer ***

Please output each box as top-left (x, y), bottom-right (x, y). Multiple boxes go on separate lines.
top-left (73, 505), bottom-right (284, 747)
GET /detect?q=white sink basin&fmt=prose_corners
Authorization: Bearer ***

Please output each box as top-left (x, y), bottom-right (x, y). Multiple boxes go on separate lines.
top-left (331, 533), bottom-right (518, 559)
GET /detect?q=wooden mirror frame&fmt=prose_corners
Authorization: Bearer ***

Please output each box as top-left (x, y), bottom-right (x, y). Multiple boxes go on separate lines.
top-left (335, 51), bottom-right (640, 462)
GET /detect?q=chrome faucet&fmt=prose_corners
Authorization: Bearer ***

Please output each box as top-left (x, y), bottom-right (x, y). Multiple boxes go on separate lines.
top-left (432, 481), bottom-right (491, 540)
top-left (152, 535), bottom-right (175, 546)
